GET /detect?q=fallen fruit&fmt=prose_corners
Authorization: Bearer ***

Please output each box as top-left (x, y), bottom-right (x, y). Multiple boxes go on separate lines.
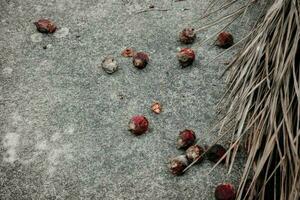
top-left (101, 56), bottom-right (118, 74)
top-left (34, 19), bottom-right (57, 33)
top-left (151, 102), bottom-right (162, 114)
top-left (177, 48), bottom-right (195, 67)
top-left (206, 144), bottom-right (227, 163)
top-left (168, 155), bottom-right (188, 175)
top-left (215, 183), bottom-right (236, 200)
top-left (216, 32), bottom-right (234, 49)
top-left (177, 129), bottom-right (196, 149)
top-left (128, 115), bottom-right (149, 135)
top-left (179, 28), bottom-right (196, 44)
top-left (132, 52), bottom-right (149, 69)
top-left (121, 48), bottom-right (135, 57)
top-left (186, 144), bottom-right (204, 163)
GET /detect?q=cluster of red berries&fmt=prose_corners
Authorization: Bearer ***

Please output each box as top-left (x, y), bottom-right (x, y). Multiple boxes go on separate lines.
top-left (168, 129), bottom-right (227, 175)
top-left (177, 27), bottom-right (234, 68)
top-left (34, 19), bottom-right (233, 71)
top-left (167, 129), bottom-right (236, 200)
top-left (35, 18), bottom-right (236, 200)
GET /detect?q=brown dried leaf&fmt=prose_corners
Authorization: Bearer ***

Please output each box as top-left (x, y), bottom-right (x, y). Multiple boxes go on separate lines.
top-left (151, 102), bottom-right (162, 114)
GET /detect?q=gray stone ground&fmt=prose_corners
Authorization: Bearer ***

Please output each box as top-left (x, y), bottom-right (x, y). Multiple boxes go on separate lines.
top-left (0, 0), bottom-right (264, 199)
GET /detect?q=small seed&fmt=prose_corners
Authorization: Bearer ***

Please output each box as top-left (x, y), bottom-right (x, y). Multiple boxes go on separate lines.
top-left (215, 183), bottom-right (236, 200)
top-left (34, 19), bottom-right (57, 34)
top-left (186, 144), bottom-right (204, 163)
top-left (168, 155), bottom-right (188, 176)
top-left (206, 144), bottom-right (227, 163)
top-left (177, 48), bottom-right (195, 67)
top-left (121, 48), bottom-right (136, 57)
top-left (101, 56), bottom-right (118, 74)
top-left (132, 52), bottom-right (149, 69)
top-left (216, 32), bottom-right (234, 49)
top-left (179, 28), bottom-right (196, 44)
top-left (128, 115), bottom-right (149, 135)
top-left (177, 129), bottom-right (196, 149)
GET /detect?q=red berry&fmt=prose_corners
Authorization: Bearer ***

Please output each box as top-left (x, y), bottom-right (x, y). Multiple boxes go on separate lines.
top-left (128, 115), bottom-right (149, 135)
top-left (121, 48), bottom-right (135, 57)
top-left (215, 183), bottom-right (236, 200)
top-left (186, 144), bottom-right (204, 163)
top-left (216, 32), bottom-right (234, 49)
top-left (179, 28), bottom-right (196, 44)
top-left (177, 129), bottom-right (196, 149)
top-left (206, 144), bottom-right (227, 163)
top-left (34, 19), bottom-right (57, 34)
top-left (177, 48), bottom-right (195, 67)
top-left (168, 155), bottom-right (188, 176)
top-left (132, 52), bottom-right (149, 69)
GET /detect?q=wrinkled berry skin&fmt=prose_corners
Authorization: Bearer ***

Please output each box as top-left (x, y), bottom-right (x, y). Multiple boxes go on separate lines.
top-left (186, 144), bottom-right (204, 163)
top-left (168, 155), bottom-right (188, 176)
top-left (132, 52), bottom-right (149, 69)
top-left (215, 183), bottom-right (236, 200)
top-left (34, 19), bottom-right (57, 33)
top-left (177, 48), bottom-right (195, 67)
top-left (177, 129), bottom-right (196, 149)
top-left (128, 115), bottom-right (149, 135)
top-left (216, 32), bottom-right (234, 48)
top-left (206, 144), bottom-right (227, 163)
top-left (121, 48), bottom-right (135, 57)
top-left (179, 28), bottom-right (196, 44)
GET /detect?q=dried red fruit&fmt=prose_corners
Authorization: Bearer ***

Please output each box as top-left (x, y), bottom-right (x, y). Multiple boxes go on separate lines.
top-left (179, 28), bottom-right (196, 44)
top-left (121, 48), bottom-right (135, 57)
top-left (128, 115), bottom-right (149, 135)
top-left (215, 183), bottom-right (236, 200)
top-left (216, 32), bottom-right (234, 49)
top-left (177, 48), bottom-right (195, 67)
top-left (151, 102), bottom-right (162, 114)
top-left (168, 155), bottom-right (188, 176)
top-left (177, 129), bottom-right (196, 149)
top-left (186, 144), bottom-right (204, 163)
top-left (132, 52), bottom-right (149, 69)
top-left (34, 19), bottom-right (57, 34)
top-left (206, 144), bottom-right (227, 163)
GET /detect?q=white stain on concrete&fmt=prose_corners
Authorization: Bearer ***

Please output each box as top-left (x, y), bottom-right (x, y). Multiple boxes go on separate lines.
top-left (31, 33), bottom-right (43, 42)
top-left (65, 126), bottom-right (74, 135)
top-left (47, 144), bottom-right (72, 176)
top-left (35, 140), bottom-right (48, 150)
top-left (54, 27), bottom-right (69, 38)
top-left (2, 67), bottom-right (13, 77)
top-left (2, 132), bottom-right (20, 163)
top-left (11, 112), bottom-right (22, 125)
top-left (51, 132), bottom-right (61, 142)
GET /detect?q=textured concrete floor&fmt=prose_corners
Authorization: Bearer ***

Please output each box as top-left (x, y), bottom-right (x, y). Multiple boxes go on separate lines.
top-left (0, 0), bottom-right (263, 199)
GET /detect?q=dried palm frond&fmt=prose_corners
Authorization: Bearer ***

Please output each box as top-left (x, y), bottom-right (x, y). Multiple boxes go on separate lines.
top-left (218, 0), bottom-right (300, 199)
top-left (184, 0), bottom-right (300, 199)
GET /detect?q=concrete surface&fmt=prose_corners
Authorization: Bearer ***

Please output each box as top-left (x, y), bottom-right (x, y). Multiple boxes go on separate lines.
top-left (0, 0), bottom-right (264, 199)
